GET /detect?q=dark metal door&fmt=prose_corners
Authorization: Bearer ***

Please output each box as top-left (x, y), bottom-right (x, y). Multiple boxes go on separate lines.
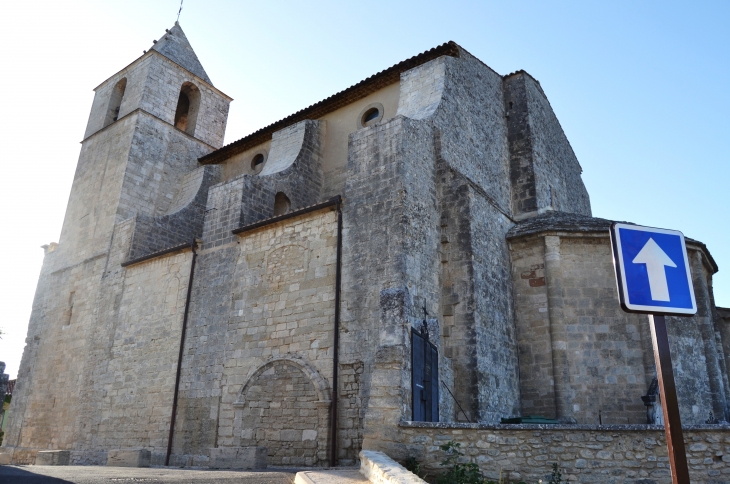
top-left (412, 329), bottom-right (439, 422)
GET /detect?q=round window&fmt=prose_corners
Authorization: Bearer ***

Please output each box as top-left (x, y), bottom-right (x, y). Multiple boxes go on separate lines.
top-left (251, 153), bottom-right (266, 173)
top-left (362, 108), bottom-right (380, 124)
top-left (358, 103), bottom-right (384, 128)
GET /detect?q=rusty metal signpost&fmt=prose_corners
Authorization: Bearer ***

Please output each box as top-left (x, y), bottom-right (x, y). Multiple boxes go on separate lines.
top-left (610, 223), bottom-right (698, 484)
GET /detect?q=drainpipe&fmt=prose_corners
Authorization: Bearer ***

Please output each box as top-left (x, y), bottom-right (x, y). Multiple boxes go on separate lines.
top-left (165, 239), bottom-right (198, 466)
top-left (329, 199), bottom-right (343, 466)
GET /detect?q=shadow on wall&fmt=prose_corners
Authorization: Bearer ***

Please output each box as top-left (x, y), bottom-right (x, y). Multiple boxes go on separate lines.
top-left (0, 466), bottom-right (75, 483)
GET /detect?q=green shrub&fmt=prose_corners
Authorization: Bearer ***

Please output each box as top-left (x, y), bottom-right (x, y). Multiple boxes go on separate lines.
top-left (548, 462), bottom-right (563, 484)
top-left (434, 440), bottom-right (527, 484)
top-left (425, 440), bottom-right (565, 484)
top-left (404, 455), bottom-right (426, 479)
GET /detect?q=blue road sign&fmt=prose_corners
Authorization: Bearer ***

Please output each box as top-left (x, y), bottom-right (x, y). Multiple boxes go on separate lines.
top-left (610, 223), bottom-right (697, 315)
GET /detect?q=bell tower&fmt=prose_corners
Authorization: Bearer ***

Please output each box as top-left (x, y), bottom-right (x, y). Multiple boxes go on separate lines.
top-left (2, 24), bottom-right (231, 462)
top-left (57, 22), bottom-right (232, 261)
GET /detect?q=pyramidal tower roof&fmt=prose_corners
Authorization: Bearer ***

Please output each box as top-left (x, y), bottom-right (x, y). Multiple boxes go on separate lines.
top-left (150, 22), bottom-right (212, 85)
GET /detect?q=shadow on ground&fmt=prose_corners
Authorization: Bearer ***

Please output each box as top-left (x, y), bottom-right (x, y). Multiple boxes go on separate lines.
top-left (0, 465), bottom-right (296, 484)
top-left (0, 466), bottom-right (74, 484)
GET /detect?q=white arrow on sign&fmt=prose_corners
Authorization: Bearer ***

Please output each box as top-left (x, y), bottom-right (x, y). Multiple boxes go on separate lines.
top-left (632, 238), bottom-right (677, 301)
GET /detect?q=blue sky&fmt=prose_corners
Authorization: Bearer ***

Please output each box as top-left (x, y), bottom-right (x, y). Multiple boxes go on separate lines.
top-left (0, 0), bottom-right (727, 377)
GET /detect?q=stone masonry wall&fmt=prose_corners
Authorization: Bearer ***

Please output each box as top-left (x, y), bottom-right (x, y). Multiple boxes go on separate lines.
top-left (437, 162), bottom-right (520, 423)
top-left (437, 164), bottom-right (480, 421)
top-left (343, 115), bottom-right (441, 463)
top-left (117, 112), bottom-right (216, 221)
top-left (237, 360), bottom-right (326, 466)
top-left (223, 209), bottom-right (337, 465)
top-left (57, 115), bottom-right (138, 264)
top-left (170, 209), bottom-right (337, 466)
top-left (237, 120), bottom-right (325, 227)
top-left (523, 75), bottom-right (591, 217)
top-left (85, 52), bottom-right (230, 149)
top-left (503, 74), bottom-right (538, 218)
top-left (389, 422), bottom-right (730, 484)
top-left (469, 189), bottom-right (520, 423)
top-left (127, 165), bottom-right (221, 262)
top-left (429, 49), bottom-right (512, 212)
top-left (4, 36), bottom-right (230, 464)
top-left (89, 250), bottom-right (193, 461)
top-left (3, 249), bottom-right (108, 464)
top-left (503, 73), bottom-right (591, 219)
top-left (84, 56), bottom-right (153, 139)
top-left (509, 227), bottom-right (722, 426)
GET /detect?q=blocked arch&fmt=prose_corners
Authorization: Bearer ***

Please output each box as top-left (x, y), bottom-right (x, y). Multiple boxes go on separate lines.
top-left (234, 356), bottom-right (331, 406)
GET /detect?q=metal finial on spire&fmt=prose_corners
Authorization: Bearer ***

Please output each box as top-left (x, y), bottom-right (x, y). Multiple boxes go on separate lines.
top-left (177, 0), bottom-right (183, 22)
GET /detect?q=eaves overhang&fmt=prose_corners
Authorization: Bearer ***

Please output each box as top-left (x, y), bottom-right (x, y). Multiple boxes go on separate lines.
top-left (198, 41), bottom-right (461, 165)
top-left (506, 211), bottom-right (719, 274)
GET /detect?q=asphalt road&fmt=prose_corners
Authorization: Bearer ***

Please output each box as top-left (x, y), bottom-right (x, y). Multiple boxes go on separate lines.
top-left (0, 466), bottom-right (296, 484)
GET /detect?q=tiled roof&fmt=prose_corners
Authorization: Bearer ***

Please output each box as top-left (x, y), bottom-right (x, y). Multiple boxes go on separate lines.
top-left (198, 41), bottom-right (460, 165)
top-left (506, 211), bottom-right (718, 273)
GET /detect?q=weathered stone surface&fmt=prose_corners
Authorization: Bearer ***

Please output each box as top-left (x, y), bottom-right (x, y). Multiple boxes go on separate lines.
top-left (106, 449), bottom-right (151, 467)
top-left (35, 450), bottom-right (71, 466)
top-left (294, 469), bottom-right (368, 484)
top-left (5, 29), bottom-right (725, 480)
top-left (209, 446), bottom-right (267, 469)
top-left (386, 423), bottom-right (730, 484)
top-left (360, 450), bottom-right (426, 483)
top-left (508, 217), bottom-right (724, 425)
top-left (503, 73), bottom-right (591, 219)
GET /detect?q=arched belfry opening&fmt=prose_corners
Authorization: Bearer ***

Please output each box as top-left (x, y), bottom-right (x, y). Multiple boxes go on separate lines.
top-left (104, 78), bottom-right (127, 127)
top-left (174, 82), bottom-right (201, 136)
top-left (273, 192), bottom-right (291, 216)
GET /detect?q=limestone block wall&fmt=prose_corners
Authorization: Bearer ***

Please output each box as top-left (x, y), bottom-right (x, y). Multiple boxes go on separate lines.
top-left (126, 165), bottom-right (221, 262)
top-left (86, 53), bottom-right (230, 148)
top-left (523, 75), bottom-right (590, 217)
top-left (398, 49), bottom-right (511, 213)
top-left (437, 163), bottom-right (520, 423)
top-left (437, 165), bottom-right (480, 422)
top-left (503, 73), bottom-right (591, 219)
top-left (343, 115), bottom-right (442, 462)
top-left (219, 211), bottom-right (337, 465)
top-left (6, 208), bottom-right (195, 466)
top-left (58, 115), bottom-right (138, 262)
top-left (396, 50), bottom-right (520, 424)
top-left (2, 246), bottom-right (108, 464)
top-left (165, 169), bottom-right (251, 463)
top-left (117, 112), bottom-right (217, 221)
top-left (138, 54), bottom-right (230, 148)
top-left (508, 216), bottom-right (725, 426)
top-left (717, 308), bottom-right (730, 414)
top-left (385, 422), bottom-right (730, 484)
top-left (170, 197), bottom-right (337, 466)
top-left (397, 57), bottom-right (446, 121)
top-left (469, 190), bottom-right (520, 423)
top-left (238, 120), bottom-right (325, 226)
top-left (84, 56), bottom-right (153, 139)
top-left (90, 250), bottom-right (193, 459)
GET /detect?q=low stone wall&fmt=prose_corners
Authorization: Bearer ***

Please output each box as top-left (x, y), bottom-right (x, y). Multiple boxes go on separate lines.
top-left (360, 450), bottom-right (426, 484)
top-left (373, 422), bottom-right (730, 483)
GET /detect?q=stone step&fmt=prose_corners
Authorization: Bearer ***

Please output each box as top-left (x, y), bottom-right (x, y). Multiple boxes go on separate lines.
top-left (294, 468), bottom-right (369, 484)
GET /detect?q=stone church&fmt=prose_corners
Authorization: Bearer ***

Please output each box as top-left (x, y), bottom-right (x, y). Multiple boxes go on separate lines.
top-left (2, 23), bottom-right (728, 477)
